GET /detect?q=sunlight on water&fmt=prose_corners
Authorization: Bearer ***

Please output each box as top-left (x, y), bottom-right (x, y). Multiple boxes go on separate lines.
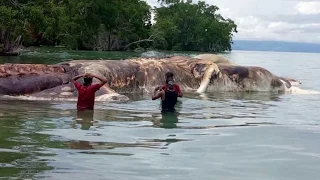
top-left (0, 50), bottom-right (320, 179)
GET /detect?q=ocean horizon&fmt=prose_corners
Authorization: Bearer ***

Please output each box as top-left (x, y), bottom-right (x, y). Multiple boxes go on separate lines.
top-left (232, 40), bottom-right (320, 54)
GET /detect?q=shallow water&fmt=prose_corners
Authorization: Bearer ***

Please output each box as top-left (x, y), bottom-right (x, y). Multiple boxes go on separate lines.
top-left (0, 47), bottom-right (201, 64)
top-left (0, 50), bottom-right (320, 179)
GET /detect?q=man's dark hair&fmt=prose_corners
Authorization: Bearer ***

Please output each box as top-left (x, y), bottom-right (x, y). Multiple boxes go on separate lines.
top-left (165, 72), bottom-right (174, 79)
top-left (83, 77), bottom-right (92, 86)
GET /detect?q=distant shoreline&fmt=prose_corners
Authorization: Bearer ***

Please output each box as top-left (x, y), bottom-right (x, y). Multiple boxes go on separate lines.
top-left (8, 40), bottom-right (320, 58)
top-left (231, 49), bottom-right (320, 55)
top-left (232, 40), bottom-right (320, 54)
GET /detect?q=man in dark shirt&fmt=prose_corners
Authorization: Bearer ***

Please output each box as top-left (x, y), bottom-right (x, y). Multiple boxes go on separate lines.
top-left (152, 80), bottom-right (178, 113)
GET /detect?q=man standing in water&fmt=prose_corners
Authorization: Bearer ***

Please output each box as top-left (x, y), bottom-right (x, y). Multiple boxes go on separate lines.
top-left (161, 72), bottom-right (183, 98)
top-left (72, 73), bottom-right (107, 111)
top-left (152, 80), bottom-right (178, 113)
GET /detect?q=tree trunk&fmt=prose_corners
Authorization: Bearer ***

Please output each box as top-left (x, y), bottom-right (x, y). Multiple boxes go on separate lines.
top-left (108, 32), bottom-right (111, 51)
top-left (0, 31), bottom-right (23, 56)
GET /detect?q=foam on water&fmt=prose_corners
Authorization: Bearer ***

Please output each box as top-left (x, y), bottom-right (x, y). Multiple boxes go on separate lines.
top-left (288, 86), bottom-right (320, 95)
top-left (1, 93), bottom-right (130, 102)
top-left (95, 94), bottom-right (130, 101)
top-left (280, 80), bottom-right (320, 95)
top-left (2, 95), bottom-right (78, 101)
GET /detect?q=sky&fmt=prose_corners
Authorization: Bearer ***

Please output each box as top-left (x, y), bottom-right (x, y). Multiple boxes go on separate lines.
top-left (145, 0), bottom-right (320, 43)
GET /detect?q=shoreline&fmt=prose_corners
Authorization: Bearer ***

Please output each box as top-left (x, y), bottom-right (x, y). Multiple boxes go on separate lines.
top-left (2, 46), bottom-right (319, 58)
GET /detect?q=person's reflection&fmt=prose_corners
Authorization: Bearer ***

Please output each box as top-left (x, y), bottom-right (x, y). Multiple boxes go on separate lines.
top-left (76, 110), bottom-right (94, 130)
top-left (159, 111), bottom-right (179, 129)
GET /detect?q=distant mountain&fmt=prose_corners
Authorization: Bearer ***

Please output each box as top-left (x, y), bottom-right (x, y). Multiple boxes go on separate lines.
top-left (231, 40), bottom-right (320, 53)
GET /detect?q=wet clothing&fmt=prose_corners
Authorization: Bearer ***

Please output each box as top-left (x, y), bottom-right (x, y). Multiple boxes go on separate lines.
top-left (161, 89), bottom-right (178, 112)
top-left (161, 84), bottom-right (181, 94)
top-left (74, 81), bottom-right (102, 111)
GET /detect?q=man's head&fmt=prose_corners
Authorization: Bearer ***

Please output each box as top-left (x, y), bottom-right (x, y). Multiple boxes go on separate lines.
top-left (165, 72), bottom-right (174, 80)
top-left (83, 77), bottom-right (92, 86)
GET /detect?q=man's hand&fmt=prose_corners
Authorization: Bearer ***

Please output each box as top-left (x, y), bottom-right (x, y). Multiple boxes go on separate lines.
top-left (84, 73), bottom-right (93, 78)
top-left (152, 86), bottom-right (164, 100)
top-left (72, 74), bottom-right (86, 81)
top-left (154, 86), bottom-right (161, 91)
top-left (86, 73), bottom-right (107, 86)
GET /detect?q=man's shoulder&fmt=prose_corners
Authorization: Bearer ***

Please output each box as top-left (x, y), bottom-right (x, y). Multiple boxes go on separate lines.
top-left (174, 84), bottom-right (181, 89)
top-left (89, 83), bottom-right (102, 90)
top-left (74, 81), bottom-right (82, 88)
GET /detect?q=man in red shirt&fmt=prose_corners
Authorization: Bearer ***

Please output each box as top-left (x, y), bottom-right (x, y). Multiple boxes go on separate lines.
top-left (153, 80), bottom-right (179, 113)
top-left (161, 72), bottom-right (183, 97)
top-left (72, 73), bottom-right (107, 111)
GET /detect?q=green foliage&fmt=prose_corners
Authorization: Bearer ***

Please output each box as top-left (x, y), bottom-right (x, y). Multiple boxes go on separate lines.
top-left (0, 5), bottom-right (24, 41)
top-left (0, 0), bottom-right (237, 52)
top-left (153, 0), bottom-right (238, 52)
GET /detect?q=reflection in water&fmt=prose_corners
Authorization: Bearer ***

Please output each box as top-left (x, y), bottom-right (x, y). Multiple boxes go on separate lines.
top-left (151, 111), bottom-right (180, 129)
top-left (0, 112), bottom-right (55, 178)
top-left (0, 81), bottom-right (319, 179)
top-left (75, 110), bottom-right (94, 130)
top-left (67, 140), bottom-right (165, 151)
top-left (191, 91), bottom-right (283, 102)
top-left (159, 112), bottom-right (179, 129)
top-left (0, 47), bottom-right (143, 64)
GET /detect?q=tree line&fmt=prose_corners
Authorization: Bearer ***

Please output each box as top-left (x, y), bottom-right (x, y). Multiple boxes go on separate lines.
top-left (0, 0), bottom-right (237, 55)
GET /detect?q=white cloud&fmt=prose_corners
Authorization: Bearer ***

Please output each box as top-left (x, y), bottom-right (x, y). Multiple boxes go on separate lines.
top-left (268, 22), bottom-right (299, 32)
top-left (216, 8), bottom-right (232, 19)
top-left (295, 1), bottom-right (320, 15)
top-left (145, 0), bottom-right (320, 43)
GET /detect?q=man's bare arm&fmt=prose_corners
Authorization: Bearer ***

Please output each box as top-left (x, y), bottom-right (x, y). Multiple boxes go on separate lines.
top-left (88, 73), bottom-right (108, 86)
top-left (152, 86), bottom-right (164, 100)
top-left (72, 74), bottom-right (84, 82)
top-left (176, 84), bottom-right (183, 97)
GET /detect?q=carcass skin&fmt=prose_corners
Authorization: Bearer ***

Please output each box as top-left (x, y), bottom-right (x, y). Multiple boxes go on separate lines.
top-left (0, 54), bottom-right (301, 101)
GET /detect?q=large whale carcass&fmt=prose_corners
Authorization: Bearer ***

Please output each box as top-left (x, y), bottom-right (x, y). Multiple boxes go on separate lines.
top-left (0, 54), bottom-right (308, 101)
